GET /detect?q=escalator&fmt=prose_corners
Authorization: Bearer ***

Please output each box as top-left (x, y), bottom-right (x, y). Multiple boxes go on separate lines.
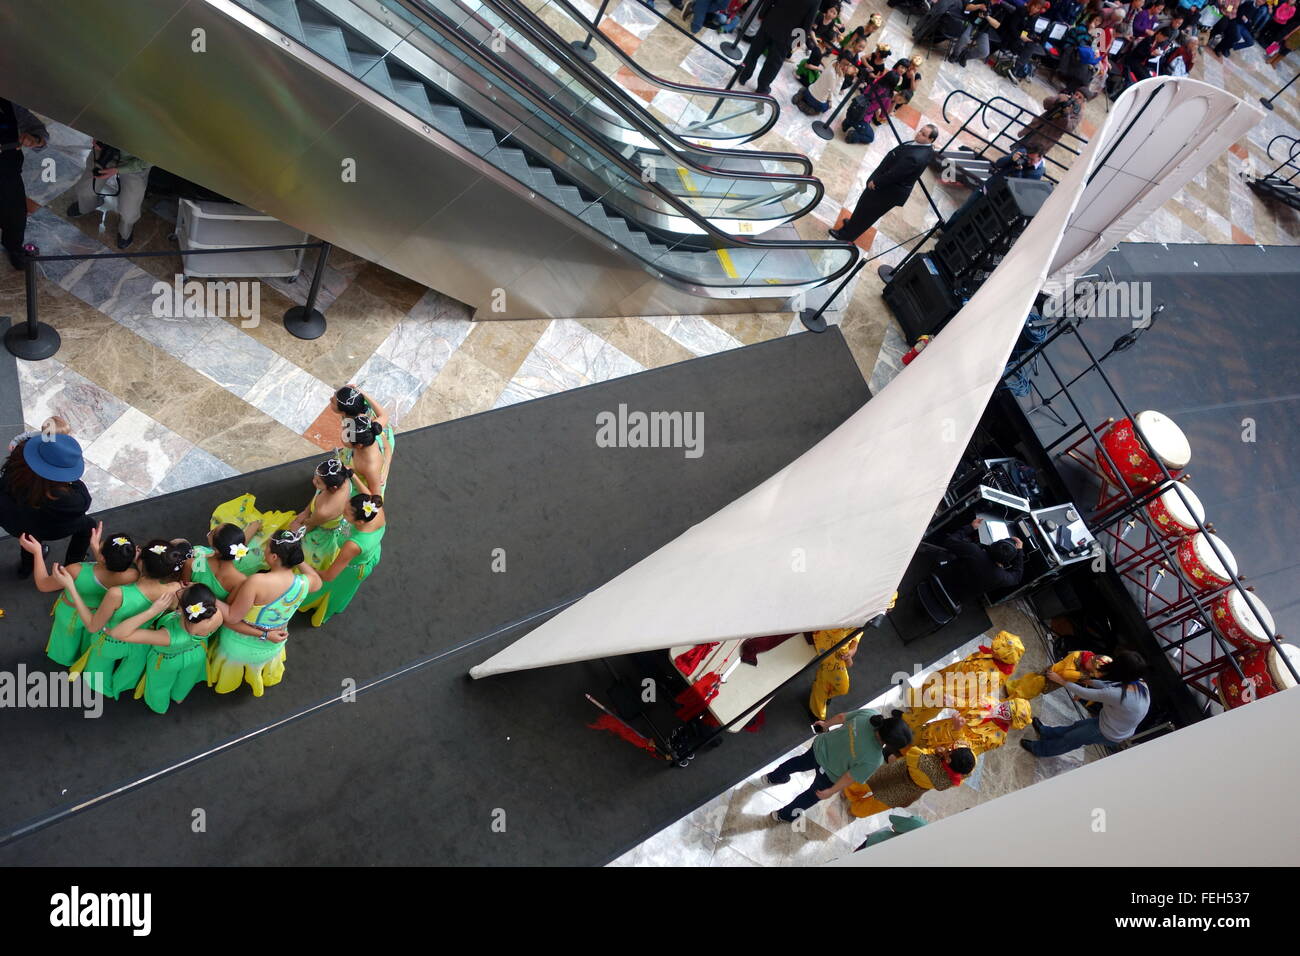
top-left (0, 0), bottom-right (857, 318)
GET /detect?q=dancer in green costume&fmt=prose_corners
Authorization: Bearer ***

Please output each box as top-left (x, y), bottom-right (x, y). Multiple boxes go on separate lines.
top-left (186, 523), bottom-right (250, 600)
top-left (69, 539), bottom-right (186, 698)
top-left (210, 529), bottom-right (322, 696)
top-left (291, 457), bottom-right (354, 572)
top-left (334, 386), bottom-right (395, 497)
top-left (55, 575), bottom-right (228, 714)
top-left (19, 525), bottom-right (138, 666)
top-left (300, 493), bottom-right (387, 627)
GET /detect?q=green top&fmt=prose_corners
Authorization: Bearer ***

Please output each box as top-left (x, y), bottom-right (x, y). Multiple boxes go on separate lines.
top-left (73, 561), bottom-right (109, 605)
top-left (156, 612), bottom-right (203, 656)
top-left (346, 524), bottom-right (385, 567)
top-left (246, 573), bottom-right (311, 630)
top-left (108, 583), bottom-right (158, 630)
top-left (190, 546), bottom-right (232, 600)
top-left (813, 708), bottom-right (884, 784)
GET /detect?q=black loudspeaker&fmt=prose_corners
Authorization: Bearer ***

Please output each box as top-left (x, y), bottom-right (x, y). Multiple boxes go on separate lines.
top-left (987, 176), bottom-right (1054, 228)
top-left (882, 254), bottom-right (962, 343)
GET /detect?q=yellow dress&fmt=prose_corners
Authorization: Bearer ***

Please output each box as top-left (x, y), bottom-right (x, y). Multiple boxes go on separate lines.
top-left (846, 747), bottom-right (958, 818)
top-left (809, 629), bottom-right (860, 720)
top-left (903, 630), bottom-right (1026, 730)
top-left (913, 698), bottom-right (1033, 756)
top-left (1006, 650), bottom-right (1097, 701)
top-left (210, 494), bottom-right (296, 575)
top-left (207, 574), bottom-right (311, 696)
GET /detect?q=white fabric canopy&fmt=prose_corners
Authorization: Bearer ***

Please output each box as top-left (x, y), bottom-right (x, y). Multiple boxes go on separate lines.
top-left (471, 78), bottom-right (1261, 679)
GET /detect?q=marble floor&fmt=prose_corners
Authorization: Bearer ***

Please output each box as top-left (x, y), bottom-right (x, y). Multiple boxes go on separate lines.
top-left (0, 1), bottom-right (1294, 865)
top-left (610, 599), bottom-right (1103, 866)
top-left (3, 1), bottom-right (1297, 508)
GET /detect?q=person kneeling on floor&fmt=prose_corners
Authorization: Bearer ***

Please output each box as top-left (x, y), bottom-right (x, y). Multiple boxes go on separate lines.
top-left (764, 708), bottom-right (912, 823)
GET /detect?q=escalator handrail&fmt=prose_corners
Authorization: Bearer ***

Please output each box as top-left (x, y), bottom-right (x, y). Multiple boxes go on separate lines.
top-left (397, 0), bottom-right (827, 222)
top-left (534, 0), bottom-right (781, 144)
top-left (408, 0), bottom-right (818, 185)
top-left (286, 0), bottom-right (859, 286)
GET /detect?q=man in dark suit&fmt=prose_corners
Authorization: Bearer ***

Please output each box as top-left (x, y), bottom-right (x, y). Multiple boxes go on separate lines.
top-left (0, 99), bottom-right (48, 270)
top-left (737, 0), bottom-right (821, 95)
top-left (830, 124), bottom-right (938, 243)
top-left (934, 517), bottom-right (1025, 605)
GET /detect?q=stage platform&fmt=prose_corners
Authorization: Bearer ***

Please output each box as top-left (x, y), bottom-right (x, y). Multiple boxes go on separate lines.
top-left (1017, 242), bottom-right (1300, 647)
top-left (0, 327), bottom-right (983, 866)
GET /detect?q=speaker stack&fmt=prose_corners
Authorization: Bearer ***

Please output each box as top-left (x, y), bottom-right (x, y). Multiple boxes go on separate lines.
top-left (884, 176), bottom-right (1055, 343)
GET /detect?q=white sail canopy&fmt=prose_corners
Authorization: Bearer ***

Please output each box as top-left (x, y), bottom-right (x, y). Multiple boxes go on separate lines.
top-left (471, 79), bottom-right (1261, 679)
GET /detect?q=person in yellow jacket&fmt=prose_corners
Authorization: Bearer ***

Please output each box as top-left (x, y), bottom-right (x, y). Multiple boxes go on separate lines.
top-left (903, 630), bottom-right (1026, 731)
top-left (845, 743), bottom-right (976, 818)
top-left (808, 593), bottom-right (898, 721)
top-left (1006, 650), bottom-right (1112, 701)
top-left (913, 697), bottom-right (1033, 756)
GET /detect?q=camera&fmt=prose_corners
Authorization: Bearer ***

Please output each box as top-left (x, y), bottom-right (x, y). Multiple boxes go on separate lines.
top-left (93, 142), bottom-right (121, 177)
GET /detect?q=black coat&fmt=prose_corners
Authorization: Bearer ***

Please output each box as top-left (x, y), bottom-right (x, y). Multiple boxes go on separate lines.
top-left (935, 527), bottom-right (1025, 605)
top-left (867, 142), bottom-right (934, 206)
top-left (759, 0), bottom-right (821, 45)
top-left (0, 471), bottom-right (93, 540)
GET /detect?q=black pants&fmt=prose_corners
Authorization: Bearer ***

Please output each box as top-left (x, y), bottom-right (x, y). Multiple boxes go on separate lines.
top-left (738, 29), bottom-right (788, 93)
top-left (8, 517), bottom-right (95, 573)
top-left (0, 158), bottom-right (28, 262)
top-left (839, 188), bottom-right (898, 242)
top-left (769, 747), bottom-right (833, 821)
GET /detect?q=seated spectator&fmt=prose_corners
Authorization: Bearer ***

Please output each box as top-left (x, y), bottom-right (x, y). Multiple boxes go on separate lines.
top-left (1210, 2), bottom-right (1255, 54)
top-left (795, 55), bottom-right (857, 114)
top-left (949, 0), bottom-right (1008, 65)
top-left (842, 71), bottom-right (902, 143)
top-left (1243, 0), bottom-right (1272, 35)
top-left (1265, 20), bottom-right (1300, 60)
top-left (1127, 24), bottom-right (1176, 74)
top-left (932, 517), bottom-right (1026, 605)
top-left (1133, 0), bottom-right (1165, 32)
top-left (915, 0), bottom-right (970, 42)
top-left (1049, 0), bottom-right (1085, 20)
top-left (1162, 32), bottom-right (1199, 70)
top-left (896, 55), bottom-right (926, 107)
top-left (1260, 0), bottom-right (1297, 47)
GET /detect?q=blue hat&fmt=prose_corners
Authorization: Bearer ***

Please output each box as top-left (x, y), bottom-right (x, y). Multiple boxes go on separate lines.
top-left (23, 433), bottom-right (85, 481)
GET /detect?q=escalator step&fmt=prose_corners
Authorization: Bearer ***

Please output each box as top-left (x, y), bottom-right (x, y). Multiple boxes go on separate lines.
top-left (301, 23), bottom-right (353, 72)
top-left (246, 0), bottom-right (305, 38)
top-left (465, 128), bottom-right (499, 156)
top-left (427, 104), bottom-right (468, 139)
top-left (391, 80), bottom-right (434, 122)
top-left (349, 52), bottom-right (396, 99)
top-left (496, 148), bottom-right (533, 180)
top-left (556, 185), bottom-right (586, 213)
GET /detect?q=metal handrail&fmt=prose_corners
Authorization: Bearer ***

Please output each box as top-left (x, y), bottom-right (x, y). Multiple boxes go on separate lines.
top-left (341, 0), bottom-right (860, 286)
top-left (938, 89), bottom-right (1089, 185)
top-left (1262, 133), bottom-right (1300, 183)
top-left (442, 0), bottom-right (814, 178)
top-left (399, 0), bottom-right (826, 219)
top-left (536, 0), bottom-right (782, 144)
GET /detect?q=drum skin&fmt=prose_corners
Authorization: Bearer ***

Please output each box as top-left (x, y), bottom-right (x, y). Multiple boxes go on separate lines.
top-left (1176, 532), bottom-right (1236, 592)
top-left (1211, 590), bottom-right (1275, 651)
top-left (1099, 413), bottom-right (1190, 489)
top-left (1145, 483), bottom-right (1204, 539)
top-left (1219, 645), bottom-right (1300, 708)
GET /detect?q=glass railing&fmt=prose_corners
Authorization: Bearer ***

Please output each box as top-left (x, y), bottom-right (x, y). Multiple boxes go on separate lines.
top-left (232, 0), bottom-right (858, 293)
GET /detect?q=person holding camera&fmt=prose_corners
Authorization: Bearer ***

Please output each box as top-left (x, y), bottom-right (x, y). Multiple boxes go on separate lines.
top-left (948, 0), bottom-right (1005, 66)
top-left (945, 146), bottom-right (1045, 228)
top-left (67, 140), bottom-right (153, 249)
top-left (0, 98), bottom-right (48, 270)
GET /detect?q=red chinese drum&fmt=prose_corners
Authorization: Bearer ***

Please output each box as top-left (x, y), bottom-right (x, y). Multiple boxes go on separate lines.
top-left (1211, 590), bottom-right (1276, 651)
top-left (1176, 531), bottom-right (1236, 592)
top-left (1144, 483), bottom-right (1204, 539)
top-left (1099, 411), bottom-right (1191, 489)
top-left (1219, 644), bottom-right (1300, 709)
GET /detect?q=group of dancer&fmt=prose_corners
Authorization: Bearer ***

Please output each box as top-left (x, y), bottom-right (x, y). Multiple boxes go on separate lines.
top-left (17, 385), bottom-right (394, 714)
top-left (768, 628), bottom-right (1149, 834)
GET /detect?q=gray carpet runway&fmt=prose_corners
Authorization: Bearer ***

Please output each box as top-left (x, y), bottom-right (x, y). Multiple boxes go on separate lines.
top-left (0, 328), bottom-right (981, 865)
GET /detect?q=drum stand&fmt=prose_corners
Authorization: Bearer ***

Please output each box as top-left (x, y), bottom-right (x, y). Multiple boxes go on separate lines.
top-left (1056, 417), bottom-right (1173, 513)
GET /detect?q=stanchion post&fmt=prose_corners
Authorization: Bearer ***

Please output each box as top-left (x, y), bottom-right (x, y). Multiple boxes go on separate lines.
top-left (799, 259), bottom-right (864, 332)
top-left (1259, 71), bottom-right (1299, 111)
top-left (720, 0), bottom-right (770, 60)
top-left (572, 0), bottom-right (613, 61)
top-left (282, 242), bottom-right (330, 341)
top-left (3, 250), bottom-right (61, 360)
top-left (811, 78), bottom-right (861, 141)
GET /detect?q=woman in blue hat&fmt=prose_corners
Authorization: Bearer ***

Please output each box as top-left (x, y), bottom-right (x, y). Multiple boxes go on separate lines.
top-left (0, 432), bottom-right (94, 578)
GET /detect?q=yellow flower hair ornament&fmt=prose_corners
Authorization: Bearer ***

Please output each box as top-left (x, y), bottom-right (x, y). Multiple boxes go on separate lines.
top-left (185, 603), bottom-right (206, 620)
top-left (229, 543), bottom-right (250, 559)
top-left (149, 544), bottom-right (168, 555)
top-left (112, 536), bottom-right (130, 546)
